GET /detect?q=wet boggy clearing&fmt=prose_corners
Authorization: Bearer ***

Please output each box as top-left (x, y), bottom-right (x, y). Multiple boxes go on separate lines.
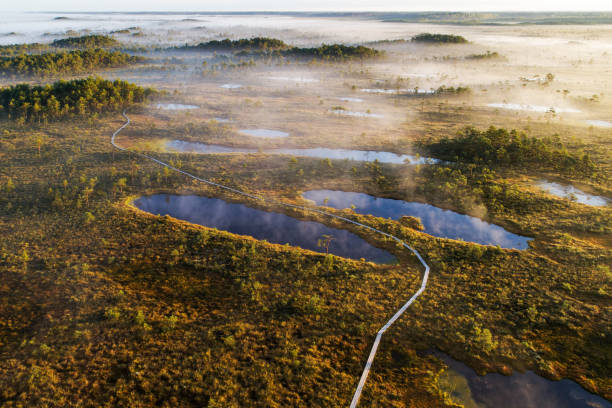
top-left (0, 12), bottom-right (611, 408)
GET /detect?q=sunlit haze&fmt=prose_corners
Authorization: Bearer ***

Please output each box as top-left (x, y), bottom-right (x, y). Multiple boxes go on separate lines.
top-left (2, 0), bottom-right (612, 11)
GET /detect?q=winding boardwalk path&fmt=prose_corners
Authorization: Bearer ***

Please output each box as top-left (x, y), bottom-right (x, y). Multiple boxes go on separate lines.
top-left (112, 111), bottom-right (431, 407)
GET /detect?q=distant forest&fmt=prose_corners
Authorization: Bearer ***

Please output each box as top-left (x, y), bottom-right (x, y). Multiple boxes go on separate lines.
top-left (202, 12), bottom-right (612, 25)
top-left (177, 37), bottom-right (382, 61)
top-left (52, 34), bottom-right (119, 48)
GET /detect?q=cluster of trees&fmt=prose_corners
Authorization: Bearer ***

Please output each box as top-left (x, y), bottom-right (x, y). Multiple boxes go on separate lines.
top-left (0, 77), bottom-right (156, 123)
top-left (175, 37), bottom-right (380, 61)
top-left (51, 34), bottom-right (119, 48)
top-left (465, 51), bottom-right (501, 59)
top-left (412, 33), bottom-right (468, 43)
top-left (0, 49), bottom-right (144, 77)
top-left (421, 126), bottom-right (598, 176)
top-left (0, 42), bottom-right (50, 56)
top-left (179, 37), bottom-right (288, 51)
top-left (238, 44), bottom-right (382, 61)
top-left (282, 44), bottom-right (381, 60)
top-left (434, 85), bottom-right (472, 95)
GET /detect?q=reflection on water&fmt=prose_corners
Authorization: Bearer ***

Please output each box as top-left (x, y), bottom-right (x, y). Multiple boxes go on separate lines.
top-left (133, 194), bottom-right (396, 263)
top-left (302, 190), bottom-right (531, 249)
top-left (487, 103), bottom-right (580, 113)
top-left (156, 103), bottom-right (199, 110)
top-left (268, 76), bottom-right (319, 83)
top-left (338, 97), bottom-right (364, 102)
top-left (586, 120), bottom-right (612, 128)
top-left (360, 88), bottom-right (435, 95)
top-left (165, 139), bottom-right (439, 165)
top-left (239, 129), bottom-right (290, 138)
top-left (433, 351), bottom-right (611, 408)
top-left (360, 88), bottom-right (403, 94)
top-left (220, 83), bottom-right (242, 89)
top-left (330, 109), bottom-right (384, 118)
top-left (537, 181), bottom-right (609, 206)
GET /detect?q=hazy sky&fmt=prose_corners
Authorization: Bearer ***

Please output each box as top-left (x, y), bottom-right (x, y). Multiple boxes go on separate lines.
top-left (1, 0), bottom-right (611, 12)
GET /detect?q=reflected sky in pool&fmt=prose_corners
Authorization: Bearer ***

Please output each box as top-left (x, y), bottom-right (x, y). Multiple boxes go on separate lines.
top-left (165, 140), bottom-right (439, 165)
top-left (537, 181), bottom-right (609, 207)
top-left (432, 351), bottom-right (611, 408)
top-left (302, 190), bottom-right (531, 249)
top-left (133, 194), bottom-right (396, 264)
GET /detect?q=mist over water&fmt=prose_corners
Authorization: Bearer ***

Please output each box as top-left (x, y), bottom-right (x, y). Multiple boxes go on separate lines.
top-left (303, 190), bottom-right (531, 249)
top-left (165, 140), bottom-right (440, 164)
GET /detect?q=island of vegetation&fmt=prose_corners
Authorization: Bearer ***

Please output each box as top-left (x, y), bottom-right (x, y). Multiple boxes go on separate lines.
top-left (465, 51), bottom-right (501, 59)
top-left (51, 34), bottom-right (119, 49)
top-left (0, 76), bottom-right (156, 123)
top-left (420, 126), bottom-right (598, 177)
top-left (411, 33), bottom-right (468, 44)
top-left (239, 44), bottom-right (382, 61)
top-left (179, 37), bottom-right (289, 51)
top-left (0, 42), bottom-right (51, 56)
top-left (0, 49), bottom-right (145, 78)
top-left (176, 37), bottom-right (381, 61)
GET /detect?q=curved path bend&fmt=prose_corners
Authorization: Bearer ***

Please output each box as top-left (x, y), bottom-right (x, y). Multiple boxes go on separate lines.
top-left (112, 111), bottom-right (431, 407)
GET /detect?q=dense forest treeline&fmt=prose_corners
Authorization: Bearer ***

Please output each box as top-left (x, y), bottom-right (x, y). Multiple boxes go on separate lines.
top-left (51, 34), bottom-right (119, 48)
top-left (0, 77), bottom-right (156, 123)
top-left (178, 37), bottom-right (289, 51)
top-left (420, 126), bottom-right (598, 177)
top-left (238, 44), bottom-right (382, 61)
top-left (411, 33), bottom-right (468, 43)
top-left (175, 37), bottom-right (381, 61)
top-left (0, 49), bottom-right (145, 77)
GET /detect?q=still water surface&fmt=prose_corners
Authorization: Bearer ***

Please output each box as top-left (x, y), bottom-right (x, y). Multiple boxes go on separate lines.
top-left (166, 140), bottom-right (439, 165)
top-left (302, 190), bottom-right (531, 249)
top-left (133, 194), bottom-right (396, 263)
top-left (433, 351), bottom-right (611, 408)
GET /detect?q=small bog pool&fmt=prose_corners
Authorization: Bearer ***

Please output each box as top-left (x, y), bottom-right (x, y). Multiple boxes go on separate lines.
top-left (487, 103), bottom-right (580, 113)
top-left (330, 109), bottom-right (384, 118)
top-left (239, 129), bottom-right (290, 138)
top-left (432, 351), bottom-right (611, 408)
top-left (133, 194), bottom-right (396, 264)
top-left (165, 140), bottom-right (439, 165)
top-left (302, 190), bottom-right (531, 249)
top-left (586, 120), bottom-right (612, 128)
top-left (537, 181), bottom-right (609, 207)
top-left (156, 103), bottom-right (199, 110)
